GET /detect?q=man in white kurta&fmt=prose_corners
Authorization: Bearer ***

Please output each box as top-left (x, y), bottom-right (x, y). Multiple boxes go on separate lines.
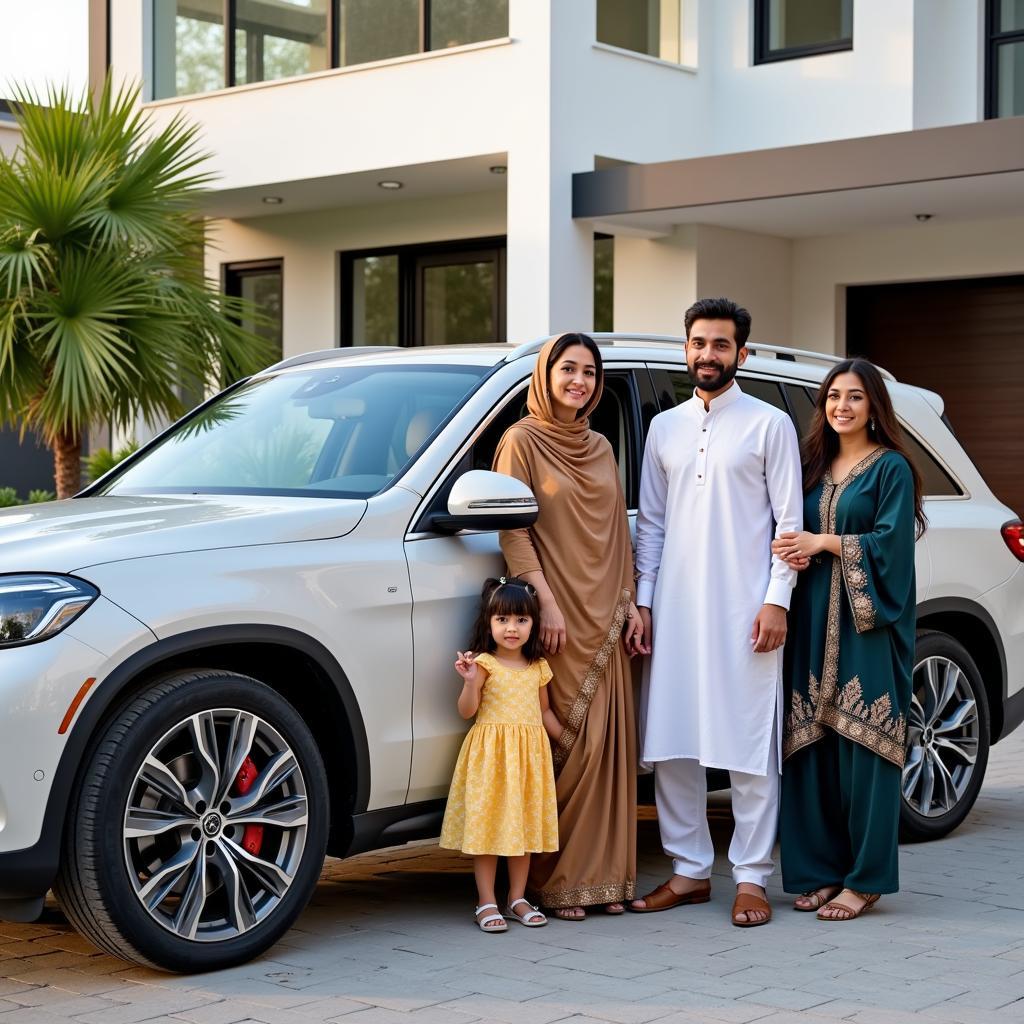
top-left (631, 300), bottom-right (802, 925)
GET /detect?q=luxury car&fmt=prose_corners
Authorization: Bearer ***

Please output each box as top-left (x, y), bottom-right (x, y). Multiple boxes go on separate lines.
top-left (1, 336), bottom-right (1021, 971)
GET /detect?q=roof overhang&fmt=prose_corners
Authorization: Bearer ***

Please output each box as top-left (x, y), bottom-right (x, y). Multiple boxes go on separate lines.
top-left (573, 118), bottom-right (1024, 238)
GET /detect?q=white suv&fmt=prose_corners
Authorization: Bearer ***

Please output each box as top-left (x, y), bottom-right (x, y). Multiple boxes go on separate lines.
top-left (1, 337), bottom-right (1021, 971)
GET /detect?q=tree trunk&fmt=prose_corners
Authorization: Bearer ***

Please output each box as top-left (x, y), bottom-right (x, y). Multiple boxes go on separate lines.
top-left (53, 429), bottom-right (82, 499)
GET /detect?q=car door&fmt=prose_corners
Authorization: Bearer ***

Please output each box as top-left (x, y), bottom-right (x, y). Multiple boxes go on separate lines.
top-left (403, 365), bottom-right (646, 804)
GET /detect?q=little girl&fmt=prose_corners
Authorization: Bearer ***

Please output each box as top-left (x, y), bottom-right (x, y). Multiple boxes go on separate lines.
top-left (439, 576), bottom-right (562, 933)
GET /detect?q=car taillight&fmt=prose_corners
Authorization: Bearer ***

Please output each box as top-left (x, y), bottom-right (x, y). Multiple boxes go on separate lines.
top-left (1002, 520), bottom-right (1024, 562)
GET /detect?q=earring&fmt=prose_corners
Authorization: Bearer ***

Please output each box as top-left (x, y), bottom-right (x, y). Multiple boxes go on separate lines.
top-left (870, 417), bottom-right (876, 433)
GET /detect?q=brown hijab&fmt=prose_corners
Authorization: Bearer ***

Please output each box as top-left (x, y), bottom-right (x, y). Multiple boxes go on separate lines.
top-left (493, 335), bottom-right (635, 760)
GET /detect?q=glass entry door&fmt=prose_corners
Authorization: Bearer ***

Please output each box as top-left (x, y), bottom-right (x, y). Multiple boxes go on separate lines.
top-left (415, 247), bottom-right (504, 345)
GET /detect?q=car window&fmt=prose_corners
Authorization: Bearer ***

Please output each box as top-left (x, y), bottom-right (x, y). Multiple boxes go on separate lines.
top-left (739, 377), bottom-right (787, 412)
top-left (785, 384), bottom-right (818, 440)
top-left (650, 368), bottom-right (693, 410)
top-left (102, 364), bottom-right (486, 499)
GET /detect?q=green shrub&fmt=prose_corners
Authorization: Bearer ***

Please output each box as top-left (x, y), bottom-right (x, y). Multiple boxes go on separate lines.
top-left (27, 489), bottom-right (55, 503)
top-left (84, 441), bottom-right (139, 483)
top-left (0, 487), bottom-right (20, 507)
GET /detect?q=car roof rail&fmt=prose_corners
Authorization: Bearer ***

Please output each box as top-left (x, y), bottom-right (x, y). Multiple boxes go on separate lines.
top-left (503, 334), bottom-right (897, 381)
top-left (261, 346), bottom-right (402, 373)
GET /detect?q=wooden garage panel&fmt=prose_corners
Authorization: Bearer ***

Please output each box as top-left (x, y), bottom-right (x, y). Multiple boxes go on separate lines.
top-left (847, 275), bottom-right (1024, 518)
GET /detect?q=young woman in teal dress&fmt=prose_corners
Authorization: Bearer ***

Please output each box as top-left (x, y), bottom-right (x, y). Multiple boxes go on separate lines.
top-left (772, 358), bottom-right (927, 921)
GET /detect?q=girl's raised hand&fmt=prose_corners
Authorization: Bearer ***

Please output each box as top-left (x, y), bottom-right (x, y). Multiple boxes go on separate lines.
top-left (455, 650), bottom-right (482, 683)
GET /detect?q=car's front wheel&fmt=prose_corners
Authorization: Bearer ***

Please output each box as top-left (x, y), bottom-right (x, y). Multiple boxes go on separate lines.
top-left (55, 670), bottom-right (328, 972)
top-left (899, 630), bottom-right (990, 842)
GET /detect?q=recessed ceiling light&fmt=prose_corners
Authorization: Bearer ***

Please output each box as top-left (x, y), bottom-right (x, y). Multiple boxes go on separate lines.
top-left (489, 164), bottom-right (507, 175)
top-left (262, 195), bottom-right (284, 205)
top-left (378, 180), bottom-right (403, 190)
top-left (914, 213), bottom-right (934, 222)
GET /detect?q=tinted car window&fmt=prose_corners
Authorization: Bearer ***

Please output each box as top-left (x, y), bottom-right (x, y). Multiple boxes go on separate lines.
top-left (902, 430), bottom-right (962, 497)
top-left (739, 377), bottom-right (787, 412)
top-left (786, 384), bottom-right (818, 440)
top-left (103, 364), bottom-right (486, 499)
top-left (650, 368), bottom-right (693, 410)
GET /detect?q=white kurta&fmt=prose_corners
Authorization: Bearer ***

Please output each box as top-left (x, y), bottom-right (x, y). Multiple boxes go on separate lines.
top-left (636, 382), bottom-right (803, 776)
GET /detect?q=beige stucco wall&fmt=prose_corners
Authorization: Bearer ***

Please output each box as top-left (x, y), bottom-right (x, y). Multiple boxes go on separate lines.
top-left (790, 215), bottom-right (1024, 354)
top-left (205, 190), bottom-right (507, 355)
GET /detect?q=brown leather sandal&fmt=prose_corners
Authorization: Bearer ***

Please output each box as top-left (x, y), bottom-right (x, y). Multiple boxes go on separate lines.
top-left (793, 887), bottom-right (841, 912)
top-left (629, 879), bottom-right (711, 913)
top-left (732, 891), bottom-right (772, 927)
top-left (817, 889), bottom-right (880, 921)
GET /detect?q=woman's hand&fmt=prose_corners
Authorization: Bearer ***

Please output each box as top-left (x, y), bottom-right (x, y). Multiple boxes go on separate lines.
top-left (623, 601), bottom-right (648, 656)
top-left (772, 531), bottom-right (821, 565)
top-left (539, 600), bottom-right (567, 655)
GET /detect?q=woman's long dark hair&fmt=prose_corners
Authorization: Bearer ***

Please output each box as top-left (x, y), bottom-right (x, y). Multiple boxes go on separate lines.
top-left (468, 577), bottom-right (543, 663)
top-left (802, 358), bottom-right (927, 538)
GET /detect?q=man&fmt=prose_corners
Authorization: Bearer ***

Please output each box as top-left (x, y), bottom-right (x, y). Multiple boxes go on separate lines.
top-left (630, 298), bottom-right (802, 927)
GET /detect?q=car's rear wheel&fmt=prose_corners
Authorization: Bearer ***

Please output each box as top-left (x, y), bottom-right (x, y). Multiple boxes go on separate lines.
top-left (899, 630), bottom-right (989, 842)
top-left (55, 671), bottom-right (328, 972)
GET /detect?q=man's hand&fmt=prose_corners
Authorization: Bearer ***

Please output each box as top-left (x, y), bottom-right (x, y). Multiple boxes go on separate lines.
top-left (751, 604), bottom-right (787, 653)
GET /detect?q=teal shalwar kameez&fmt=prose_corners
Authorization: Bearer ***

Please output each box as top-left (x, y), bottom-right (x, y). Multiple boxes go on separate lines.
top-left (780, 448), bottom-right (916, 895)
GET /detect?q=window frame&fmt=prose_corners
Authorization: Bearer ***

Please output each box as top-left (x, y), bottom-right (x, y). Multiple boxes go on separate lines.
top-left (154, 0), bottom-right (508, 96)
top-left (222, 256), bottom-right (284, 355)
top-left (753, 0), bottom-right (853, 65)
top-left (340, 236), bottom-right (506, 348)
top-left (986, 0), bottom-right (1024, 118)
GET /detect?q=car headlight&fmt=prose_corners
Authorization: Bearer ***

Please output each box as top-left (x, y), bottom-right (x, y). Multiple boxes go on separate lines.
top-left (0, 575), bottom-right (99, 646)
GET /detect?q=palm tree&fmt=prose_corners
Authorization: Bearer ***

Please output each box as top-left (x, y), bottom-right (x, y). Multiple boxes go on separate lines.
top-left (0, 77), bottom-right (275, 498)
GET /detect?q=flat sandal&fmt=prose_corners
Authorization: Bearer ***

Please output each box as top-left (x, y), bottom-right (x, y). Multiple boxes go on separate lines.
top-left (817, 889), bottom-right (880, 921)
top-left (794, 887), bottom-right (841, 912)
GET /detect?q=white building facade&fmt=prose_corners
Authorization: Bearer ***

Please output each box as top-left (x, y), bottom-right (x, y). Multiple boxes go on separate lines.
top-left (92, 0), bottom-right (1024, 512)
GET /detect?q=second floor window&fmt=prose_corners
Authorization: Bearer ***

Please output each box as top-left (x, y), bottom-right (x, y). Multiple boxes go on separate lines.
top-left (754, 0), bottom-right (853, 64)
top-left (988, 0), bottom-right (1024, 118)
top-left (596, 0), bottom-right (682, 63)
top-left (152, 0), bottom-right (509, 100)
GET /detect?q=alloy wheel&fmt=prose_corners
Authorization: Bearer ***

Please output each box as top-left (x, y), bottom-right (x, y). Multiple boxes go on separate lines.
top-left (122, 709), bottom-right (308, 942)
top-left (902, 655), bottom-right (979, 818)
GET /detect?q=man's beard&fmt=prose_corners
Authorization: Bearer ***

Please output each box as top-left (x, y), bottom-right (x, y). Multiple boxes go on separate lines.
top-left (689, 355), bottom-right (739, 392)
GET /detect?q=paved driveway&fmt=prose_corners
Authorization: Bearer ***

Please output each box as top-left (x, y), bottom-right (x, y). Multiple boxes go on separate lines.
top-left (3, 730), bottom-right (1023, 1024)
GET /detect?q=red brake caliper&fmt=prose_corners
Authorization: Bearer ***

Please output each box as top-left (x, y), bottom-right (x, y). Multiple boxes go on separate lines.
top-left (233, 756), bottom-right (264, 855)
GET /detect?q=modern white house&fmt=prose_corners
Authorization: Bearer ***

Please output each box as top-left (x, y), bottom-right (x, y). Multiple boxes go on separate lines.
top-left (18, 1), bottom-right (1024, 511)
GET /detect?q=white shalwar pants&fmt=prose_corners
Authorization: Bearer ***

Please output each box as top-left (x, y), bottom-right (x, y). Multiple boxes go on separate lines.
top-left (653, 727), bottom-right (779, 888)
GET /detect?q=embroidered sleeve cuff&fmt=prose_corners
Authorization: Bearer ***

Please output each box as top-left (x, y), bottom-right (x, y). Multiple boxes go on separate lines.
top-left (840, 534), bottom-right (876, 633)
top-left (764, 578), bottom-right (793, 611)
top-left (636, 578), bottom-right (656, 608)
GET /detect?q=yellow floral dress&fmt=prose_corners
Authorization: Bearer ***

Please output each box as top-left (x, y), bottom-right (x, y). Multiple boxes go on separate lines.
top-left (440, 653), bottom-right (559, 857)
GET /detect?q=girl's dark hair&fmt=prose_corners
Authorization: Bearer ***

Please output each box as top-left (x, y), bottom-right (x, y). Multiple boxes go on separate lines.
top-left (547, 332), bottom-right (604, 418)
top-left (468, 577), bottom-right (543, 662)
top-left (802, 357), bottom-right (927, 539)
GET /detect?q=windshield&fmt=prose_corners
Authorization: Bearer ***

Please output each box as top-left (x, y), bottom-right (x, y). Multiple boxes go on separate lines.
top-left (101, 363), bottom-right (487, 499)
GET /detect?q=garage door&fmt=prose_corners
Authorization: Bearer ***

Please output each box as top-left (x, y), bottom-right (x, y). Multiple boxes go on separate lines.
top-left (847, 275), bottom-right (1024, 518)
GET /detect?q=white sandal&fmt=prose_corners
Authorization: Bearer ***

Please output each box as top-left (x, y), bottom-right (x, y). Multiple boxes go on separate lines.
top-left (505, 897), bottom-right (547, 927)
top-left (474, 903), bottom-right (508, 933)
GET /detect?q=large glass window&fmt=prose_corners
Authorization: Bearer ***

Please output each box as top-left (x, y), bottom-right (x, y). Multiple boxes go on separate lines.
top-left (224, 259), bottom-right (283, 366)
top-left (754, 0), bottom-right (853, 64)
top-left (988, 0), bottom-right (1024, 117)
top-left (597, 0), bottom-right (681, 62)
top-left (102, 364), bottom-right (486, 499)
top-left (152, 0), bottom-right (508, 98)
top-left (235, 0), bottom-right (329, 85)
top-left (342, 239), bottom-right (505, 347)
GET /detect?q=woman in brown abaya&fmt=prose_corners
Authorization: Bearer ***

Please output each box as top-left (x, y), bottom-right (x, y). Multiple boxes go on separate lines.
top-left (493, 333), bottom-right (643, 919)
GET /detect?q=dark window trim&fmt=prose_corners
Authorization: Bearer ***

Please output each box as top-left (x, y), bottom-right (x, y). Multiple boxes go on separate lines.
top-left (753, 0), bottom-right (853, 65)
top-left (986, 0), bottom-right (1024, 119)
top-left (340, 236), bottom-right (506, 348)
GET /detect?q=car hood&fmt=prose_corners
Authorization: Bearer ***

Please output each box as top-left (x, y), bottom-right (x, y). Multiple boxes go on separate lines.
top-left (0, 494), bottom-right (367, 574)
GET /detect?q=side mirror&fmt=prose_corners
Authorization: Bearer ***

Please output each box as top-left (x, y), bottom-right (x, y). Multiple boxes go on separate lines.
top-left (430, 470), bottom-right (538, 534)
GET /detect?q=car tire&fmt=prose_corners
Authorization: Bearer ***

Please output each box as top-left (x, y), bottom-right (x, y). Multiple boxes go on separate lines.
top-left (899, 630), bottom-right (990, 842)
top-left (54, 670), bottom-right (328, 972)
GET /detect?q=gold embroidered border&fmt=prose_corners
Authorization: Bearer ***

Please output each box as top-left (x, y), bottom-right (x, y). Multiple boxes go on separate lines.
top-left (537, 880), bottom-right (636, 908)
top-left (783, 672), bottom-right (825, 760)
top-left (552, 589), bottom-right (630, 773)
top-left (785, 447), bottom-right (888, 763)
top-left (840, 534), bottom-right (876, 634)
top-left (818, 676), bottom-right (907, 767)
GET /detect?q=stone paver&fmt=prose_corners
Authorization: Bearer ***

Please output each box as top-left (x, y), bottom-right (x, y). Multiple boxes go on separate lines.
top-left (3, 730), bottom-right (1024, 1023)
